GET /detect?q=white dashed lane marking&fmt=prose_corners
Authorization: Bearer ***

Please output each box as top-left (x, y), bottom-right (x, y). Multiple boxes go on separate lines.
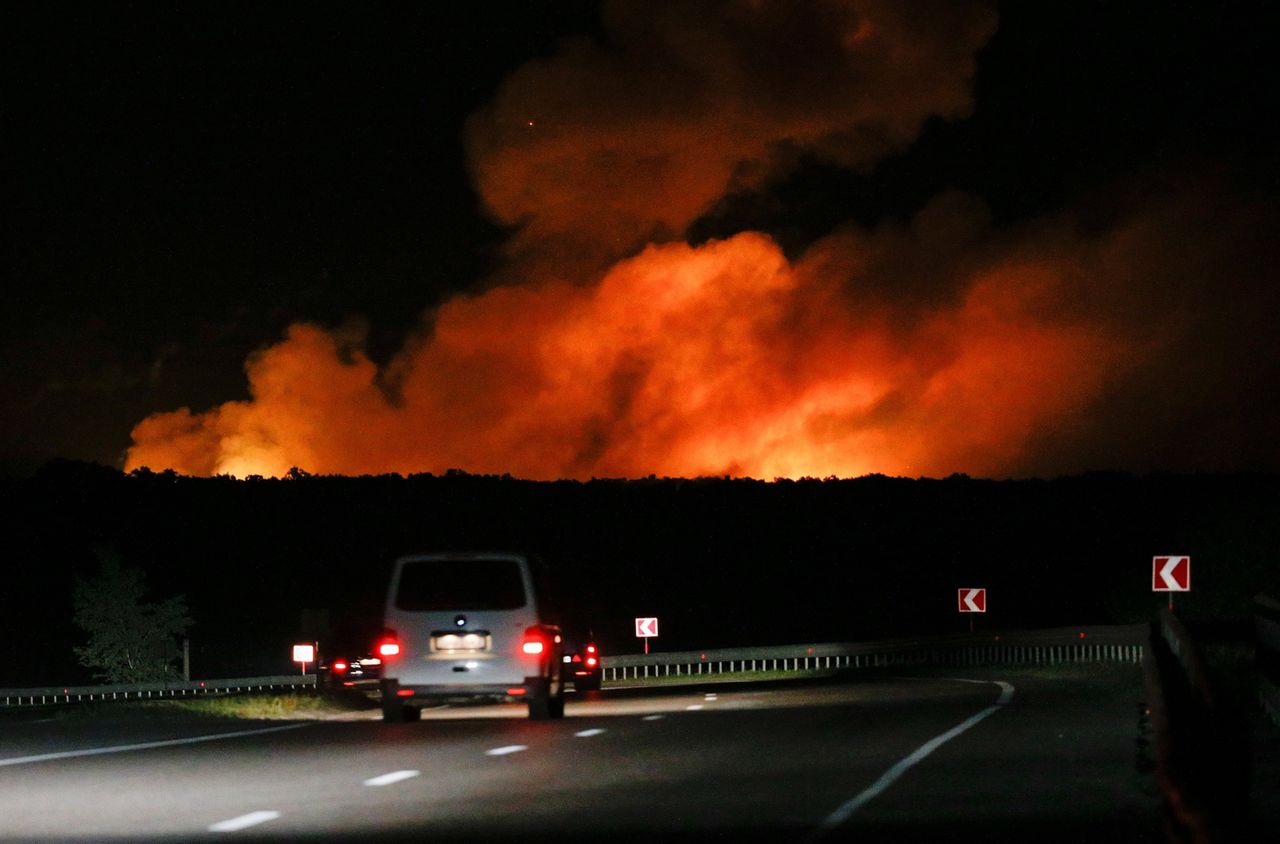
top-left (574, 729), bottom-right (606, 738)
top-left (685, 704), bottom-right (704, 711)
top-left (0, 724), bottom-right (310, 768)
top-left (363, 770), bottom-right (420, 787)
top-left (641, 715), bottom-right (665, 721)
top-left (208, 811), bottom-right (281, 833)
top-left (485, 745), bottom-right (528, 756)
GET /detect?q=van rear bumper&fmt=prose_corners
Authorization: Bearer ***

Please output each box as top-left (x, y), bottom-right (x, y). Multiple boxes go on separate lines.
top-left (382, 678), bottom-right (532, 702)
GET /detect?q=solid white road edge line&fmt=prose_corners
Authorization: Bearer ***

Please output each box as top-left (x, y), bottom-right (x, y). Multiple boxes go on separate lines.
top-left (485, 744), bottom-right (528, 756)
top-left (0, 723), bottom-right (311, 768)
top-left (574, 728), bottom-right (606, 738)
top-left (685, 704), bottom-right (703, 711)
top-left (208, 810), bottom-right (281, 833)
top-left (813, 680), bottom-right (1016, 836)
top-left (363, 769), bottom-right (421, 787)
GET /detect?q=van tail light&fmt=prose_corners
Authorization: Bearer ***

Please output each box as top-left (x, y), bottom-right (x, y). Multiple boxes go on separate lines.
top-left (521, 626), bottom-right (549, 656)
top-left (377, 630), bottom-right (402, 658)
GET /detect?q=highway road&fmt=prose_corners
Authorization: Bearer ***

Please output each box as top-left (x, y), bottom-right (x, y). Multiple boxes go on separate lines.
top-left (0, 666), bottom-right (1154, 842)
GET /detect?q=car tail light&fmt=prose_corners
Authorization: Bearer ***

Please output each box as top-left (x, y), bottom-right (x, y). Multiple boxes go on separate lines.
top-left (586, 656), bottom-right (598, 667)
top-left (521, 626), bottom-right (549, 656)
top-left (586, 644), bottom-right (597, 654)
top-left (377, 630), bottom-right (402, 658)
top-left (332, 660), bottom-right (349, 674)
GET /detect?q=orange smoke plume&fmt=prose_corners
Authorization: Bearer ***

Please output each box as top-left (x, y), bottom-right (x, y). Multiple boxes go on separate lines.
top-left (126, 203), bottom-right (1149, 480)
top-left (123, 2), bottom-right (1279, 478)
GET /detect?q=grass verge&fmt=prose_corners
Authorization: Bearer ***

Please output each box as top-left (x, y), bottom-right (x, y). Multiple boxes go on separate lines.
top-left (43, 689), bottom-right (379, 721)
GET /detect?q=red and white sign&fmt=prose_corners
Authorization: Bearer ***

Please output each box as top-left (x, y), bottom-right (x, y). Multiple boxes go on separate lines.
top-left (1152, 556), bottom-right (1190, 592)
top-left (292, 644), bottom-right (315, 663)
top-left (957, 588), bottom-right (986, 613)
top-left (635, 617), bottom-right (659, 638)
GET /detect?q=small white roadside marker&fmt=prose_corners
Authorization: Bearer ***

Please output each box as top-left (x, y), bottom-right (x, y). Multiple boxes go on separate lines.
top-left (208, 811), bottom-right (280, 833)
top-left (485, 744), bottom-right (528, 756)
top-left (685, 704), bottom-right (703, 711)
top-left (574, 728), bottom-right (606, 738)
top-left (363, 770), bottom-right (420, 787)
top-left (641, 714), bottom-right (665, 721)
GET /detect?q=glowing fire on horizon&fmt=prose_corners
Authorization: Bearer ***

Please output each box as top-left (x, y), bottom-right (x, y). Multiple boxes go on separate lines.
top-left (123, 2), bottom-right (1262, 479)
top-left (125, 227), bottom-right (1129, 481)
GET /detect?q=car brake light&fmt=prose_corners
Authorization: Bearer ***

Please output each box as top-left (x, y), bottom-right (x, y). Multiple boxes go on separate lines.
top-left (521, 626), bottom-right (549, 656)
top-left (377, 630), bottom-right (402, 658)
top-left (586, 656), bottom-right (598, 667)
top-left (586, 644), bottom-right (596, 654)
top-left (332, 660), bottom-right (349, 673)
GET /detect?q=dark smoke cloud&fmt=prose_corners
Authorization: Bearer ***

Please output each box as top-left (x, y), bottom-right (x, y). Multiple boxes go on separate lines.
top-left (465, 0), bottom-right (996, 280)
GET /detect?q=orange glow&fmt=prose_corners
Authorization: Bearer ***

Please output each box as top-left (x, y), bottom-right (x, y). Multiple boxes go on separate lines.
top-left (120, 4), bottom-right (1217, 482)
top-left (126, 225), bottom-right (1136, 480)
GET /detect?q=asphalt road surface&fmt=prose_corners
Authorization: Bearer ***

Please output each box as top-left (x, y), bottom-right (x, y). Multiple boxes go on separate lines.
top-left (0, 667), bottom-right (1155, 842)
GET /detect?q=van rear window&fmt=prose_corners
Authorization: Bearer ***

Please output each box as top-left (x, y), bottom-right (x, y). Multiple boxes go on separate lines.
top-left (395, 559), bottom-right (527, 611)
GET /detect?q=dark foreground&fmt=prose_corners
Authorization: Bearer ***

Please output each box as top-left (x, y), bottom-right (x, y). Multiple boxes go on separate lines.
top-left (0, 666), bottom-right (1158, 842)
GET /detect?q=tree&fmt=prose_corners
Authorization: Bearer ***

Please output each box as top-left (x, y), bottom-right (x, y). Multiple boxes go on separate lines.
top-left (72, 548), bottom-right (193, 683)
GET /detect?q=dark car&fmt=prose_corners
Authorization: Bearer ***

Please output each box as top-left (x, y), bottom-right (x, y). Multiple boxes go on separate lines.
top-left (320, 654), bottom-right (383, 689)
top-left (561, 634), bottom-right (602, 691)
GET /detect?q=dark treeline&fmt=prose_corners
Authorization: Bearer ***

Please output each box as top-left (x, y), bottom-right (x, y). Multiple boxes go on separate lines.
top-left (2, 461), bottom-right (1277, 686)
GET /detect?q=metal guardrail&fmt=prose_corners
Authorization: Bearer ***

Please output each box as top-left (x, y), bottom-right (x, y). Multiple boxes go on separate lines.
top-left (1257, 594), bottom-right (1280, 728)
top-left (0, 675), bottom-right (316, 707)
top-left (600, 624), bottom-right (1146, 681)
top-left (2, 624), bottom-right (1150, 706)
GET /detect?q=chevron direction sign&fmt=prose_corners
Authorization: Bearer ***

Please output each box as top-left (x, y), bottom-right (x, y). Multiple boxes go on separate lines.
top-left (957, 588), bottom-right (986, 613)
top-left (1152, 556), bottom-right (1191, 592)
top-left (635, 617), bottom-right (659, 638)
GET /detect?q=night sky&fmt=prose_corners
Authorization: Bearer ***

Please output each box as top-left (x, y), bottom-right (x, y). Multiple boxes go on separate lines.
top-left (6, 1), bottom-right (1279, 480)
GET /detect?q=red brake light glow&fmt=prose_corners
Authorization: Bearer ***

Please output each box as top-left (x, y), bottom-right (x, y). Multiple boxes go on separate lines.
top-left (507, 687), bottom-right (527, 696)
top-left (586, 644), bottom-right (597, 653)
top-left (586, 657), bottom-right (598, 667)
top-left (332, 660), bottom-right (349, 673)
top-left (377, 631), bottom-right (402, 658)
top-left (521, 626), bottom-right (550, 656)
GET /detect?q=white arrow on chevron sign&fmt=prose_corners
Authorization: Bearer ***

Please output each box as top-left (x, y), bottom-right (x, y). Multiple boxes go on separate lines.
top-left (957, 588), bottom-right (986, 613)
top-left (1152, 556), bottom-right (1190, 592)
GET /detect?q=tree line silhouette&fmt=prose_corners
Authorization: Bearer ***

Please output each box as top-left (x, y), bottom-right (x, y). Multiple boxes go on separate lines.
top-left (1, 460), bottom-right (1276, 686)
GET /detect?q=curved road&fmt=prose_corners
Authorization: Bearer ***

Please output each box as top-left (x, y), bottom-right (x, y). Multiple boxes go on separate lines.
top-left (0, 667), bottom-right (1152, 842)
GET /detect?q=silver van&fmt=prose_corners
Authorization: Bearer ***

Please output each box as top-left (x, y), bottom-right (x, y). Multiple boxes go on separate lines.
top-left (377, 552), bottom-right (566, 721)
